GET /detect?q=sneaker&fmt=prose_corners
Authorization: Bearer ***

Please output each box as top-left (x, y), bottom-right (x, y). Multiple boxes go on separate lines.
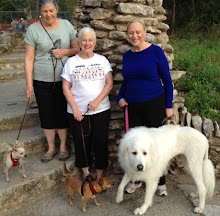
top-left (124, 181), bottom-right (142, 193)
top-left (156, 184), bottom-right (168, 196)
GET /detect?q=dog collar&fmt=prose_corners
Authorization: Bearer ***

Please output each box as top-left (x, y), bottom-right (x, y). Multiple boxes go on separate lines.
top-left (10, 150), bottom-right (19, 167)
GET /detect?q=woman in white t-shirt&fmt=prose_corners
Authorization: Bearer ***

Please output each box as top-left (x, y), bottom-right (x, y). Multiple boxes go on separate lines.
top-left (62, 27), bottom-right (113, 180)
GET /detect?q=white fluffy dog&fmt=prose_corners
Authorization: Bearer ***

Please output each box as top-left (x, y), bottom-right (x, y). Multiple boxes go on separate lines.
top-left (116, 125), bottom-right (215, 215)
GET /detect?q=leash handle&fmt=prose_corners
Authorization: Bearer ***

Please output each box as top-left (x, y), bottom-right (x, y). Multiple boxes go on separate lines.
top-left (16, 97), bottom-right (30, 145)
top-left (125, 106), bottom-right (129, 132)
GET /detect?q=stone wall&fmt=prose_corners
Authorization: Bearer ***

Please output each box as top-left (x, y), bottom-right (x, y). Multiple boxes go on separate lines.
top-left (0, 32), bottom-right (24, 54)
top-left (72, 0), bottom-right (220, 178)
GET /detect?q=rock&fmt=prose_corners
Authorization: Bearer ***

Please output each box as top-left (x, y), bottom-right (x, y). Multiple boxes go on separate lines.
top-left (203, 118), bottom-right (214, 138)
top-left (214, 121), bottom-right (220, 137)
top-left (192, 115), bottom-right (202, 132)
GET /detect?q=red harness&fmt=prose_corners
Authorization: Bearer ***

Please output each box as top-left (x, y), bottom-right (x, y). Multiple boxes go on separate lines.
top-left (88, 176), bottom-right (97, 199)
top-left (81, 175), bottom-right (97, 199)
top-left (10, 151), bottom-right (19, 167)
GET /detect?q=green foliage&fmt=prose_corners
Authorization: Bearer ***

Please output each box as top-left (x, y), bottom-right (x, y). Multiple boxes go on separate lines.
top-left (0, 0), bottom-right (25, 11)
top-left (0, 0), bottom-right (26, 22)
top-left (0, 0), bottom-right (79, 22)
top-left (170, 34), bottom-right (220, 122)
top-left (63, 0), bottom-right (79, 16)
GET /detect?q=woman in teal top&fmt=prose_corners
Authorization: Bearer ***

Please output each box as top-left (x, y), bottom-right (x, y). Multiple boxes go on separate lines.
top-left (24, 0), bottom-right (80, 162)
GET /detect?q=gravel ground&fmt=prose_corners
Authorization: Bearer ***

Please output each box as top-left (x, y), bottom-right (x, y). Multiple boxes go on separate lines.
top-left (7, 179), bottom-right (196, 216)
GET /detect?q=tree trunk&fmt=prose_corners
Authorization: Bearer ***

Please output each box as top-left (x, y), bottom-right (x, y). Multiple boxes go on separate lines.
top-left (171, 0), bottom-right (176, 36)
top-left (191, 0), bottom-right (195, 17)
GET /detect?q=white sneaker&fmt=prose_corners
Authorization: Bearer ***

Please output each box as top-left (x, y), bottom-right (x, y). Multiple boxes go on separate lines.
top-left (124, 181), bottom-right (142, 193)
top-left (156, 184), bottom-right (168, 196)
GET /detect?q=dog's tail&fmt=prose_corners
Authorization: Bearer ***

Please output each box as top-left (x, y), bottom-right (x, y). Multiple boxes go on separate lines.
top-left (203, 145), bottom-right (215, 198)
top-left (63, 162), bottom-right (70, 177)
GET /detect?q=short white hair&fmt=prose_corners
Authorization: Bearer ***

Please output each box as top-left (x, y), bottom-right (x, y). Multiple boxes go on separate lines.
top-left (78, 27), bottom-right (97, 42)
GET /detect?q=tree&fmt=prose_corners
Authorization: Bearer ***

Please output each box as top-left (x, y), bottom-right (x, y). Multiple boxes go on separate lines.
top-left (171, 0), bottom-right (176, 36)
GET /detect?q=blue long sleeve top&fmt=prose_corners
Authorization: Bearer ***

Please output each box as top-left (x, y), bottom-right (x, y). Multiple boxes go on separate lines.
top-left (117, 44), bottom-right (173, 108)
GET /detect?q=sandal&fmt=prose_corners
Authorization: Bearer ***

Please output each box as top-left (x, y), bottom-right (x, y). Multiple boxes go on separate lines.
top-left (58, 151), bottom-right (69, 161)
top-left (41, 151), bottom-right (58, 163)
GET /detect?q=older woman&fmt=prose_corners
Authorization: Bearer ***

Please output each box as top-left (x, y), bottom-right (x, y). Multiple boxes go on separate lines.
top-left (62, 27), bottom-right (113, 180)
top-left (24, 0), bottom-right (80, 162)
top-left (117, 19), bottom-right (173, 195)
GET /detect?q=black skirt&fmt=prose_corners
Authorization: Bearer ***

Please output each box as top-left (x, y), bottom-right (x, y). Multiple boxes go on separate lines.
top-left (33, 80), bottom-right (69, 129)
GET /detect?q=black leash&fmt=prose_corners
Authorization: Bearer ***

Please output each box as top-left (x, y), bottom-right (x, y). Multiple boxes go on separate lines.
top-left (16, 97), bottom-right (30, 146)
top-left (79, 108), bottom-right (91, 168)
top-left (35, 19), bottom-right (64, 96)
top-left (79, 107), bottom-right (97, 198)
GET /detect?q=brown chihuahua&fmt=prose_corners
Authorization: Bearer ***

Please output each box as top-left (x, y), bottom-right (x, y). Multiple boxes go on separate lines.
top-left (63, 163), bottom-right (112, 212)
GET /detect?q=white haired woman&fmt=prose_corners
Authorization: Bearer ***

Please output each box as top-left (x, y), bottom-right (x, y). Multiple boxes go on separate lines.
top-left (62, 27), bottom-right (113, 180)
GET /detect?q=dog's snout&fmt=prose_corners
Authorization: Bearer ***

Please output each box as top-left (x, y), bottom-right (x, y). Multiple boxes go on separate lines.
top-left (137, 164), bottom-right (143, 171)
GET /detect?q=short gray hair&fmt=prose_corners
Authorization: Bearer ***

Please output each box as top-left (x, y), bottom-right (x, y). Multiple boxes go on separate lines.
top-left (127, 18), bottom-right (146, 31)
top-left (39, 0), bottom-right (58, 10)
top-left (78, 27), bottom-right (97, 42)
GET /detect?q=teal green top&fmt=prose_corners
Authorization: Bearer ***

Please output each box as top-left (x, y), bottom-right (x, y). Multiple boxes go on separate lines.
top-left (24, 19), bottom-right (77, 82)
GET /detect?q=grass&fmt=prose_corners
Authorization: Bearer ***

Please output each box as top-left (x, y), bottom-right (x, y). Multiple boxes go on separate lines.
top-left (169, 36), bottom-right (220, 123)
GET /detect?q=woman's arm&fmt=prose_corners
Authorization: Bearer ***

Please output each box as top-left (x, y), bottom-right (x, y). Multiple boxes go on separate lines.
top-left (88, 72), bottom-right (113, 111)
top-left (52, 38), bottom-right (80, 58)
top-left (24, 43), bottom-right (35, 99)
top-left (62, 78), bottom-right (83, 122)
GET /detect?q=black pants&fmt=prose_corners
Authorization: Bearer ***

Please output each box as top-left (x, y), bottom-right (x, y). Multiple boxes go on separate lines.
top-left (68, 109), bottom-right (110, 170)
top-left (34, 80), bottom-right (69, 129)
top-left (127, 93), bottom-right (166, 185)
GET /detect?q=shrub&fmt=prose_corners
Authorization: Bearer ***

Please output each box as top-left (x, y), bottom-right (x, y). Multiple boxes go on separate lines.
top-left (170, 38), bottom-right (220, 123)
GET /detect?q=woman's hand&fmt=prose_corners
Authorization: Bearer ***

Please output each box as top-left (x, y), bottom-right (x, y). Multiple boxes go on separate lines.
top-left (166, 108), bottom-right (173, 119)
top-left (119, 98), bottom-right (128, 108)
top-left (51, 49), bottom-right (65, 59)
top-left (26, 85), bottom-right (33, 99)
top-left (73, 109), bottom-right (84, 122)
top-left (52, 38), bottom-right (80, 58)
top-left (88, 100), bottom-right (99, 111)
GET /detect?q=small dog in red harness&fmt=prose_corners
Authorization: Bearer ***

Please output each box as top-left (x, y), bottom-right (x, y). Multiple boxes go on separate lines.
top-left (63, 163), bottom-right (113, 212)
top-left (3, 144), bottom-right (27, 182)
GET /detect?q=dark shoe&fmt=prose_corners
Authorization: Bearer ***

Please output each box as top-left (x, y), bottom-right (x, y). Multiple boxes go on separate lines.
top-left (41, 151), bottom-right (58, 163)
top-left (58, 151), bottom-right (69, 161)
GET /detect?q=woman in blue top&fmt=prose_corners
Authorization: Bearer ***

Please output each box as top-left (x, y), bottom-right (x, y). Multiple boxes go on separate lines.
top-left (117, 19), bottom-right (173, 196)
